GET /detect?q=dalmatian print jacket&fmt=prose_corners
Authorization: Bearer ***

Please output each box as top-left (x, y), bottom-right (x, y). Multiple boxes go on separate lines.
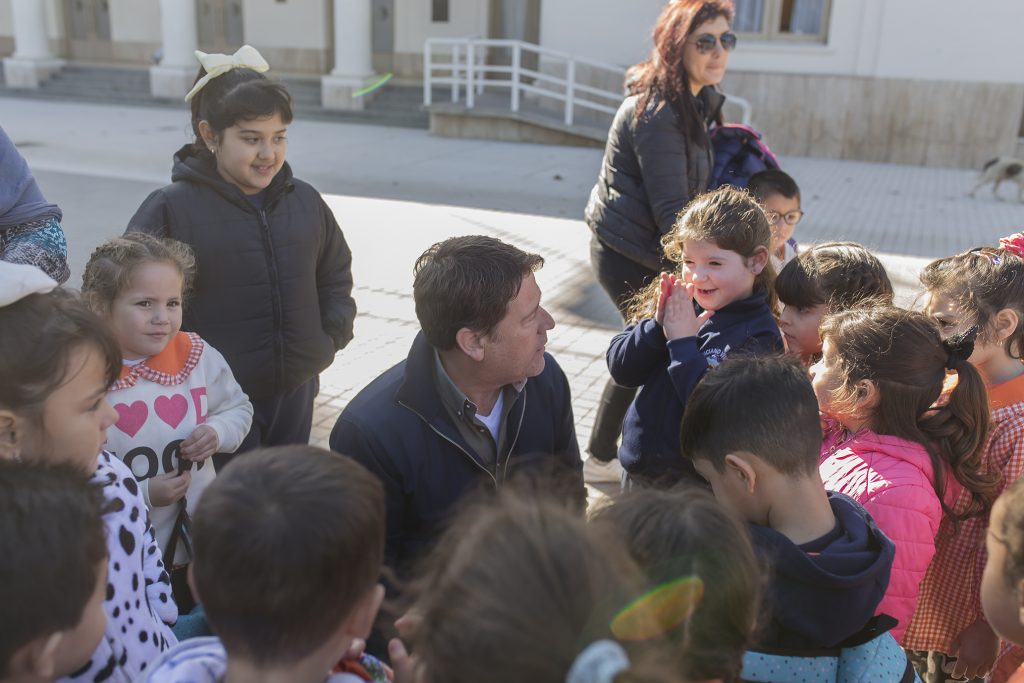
top-left (61, 452), bottom-right (178, 682)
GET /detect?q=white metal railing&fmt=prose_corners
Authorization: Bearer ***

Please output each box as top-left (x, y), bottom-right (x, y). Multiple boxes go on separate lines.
top-left (423, 37), bottom-right (753, 129)
top-left (424, 38), bottom-right (625, 127)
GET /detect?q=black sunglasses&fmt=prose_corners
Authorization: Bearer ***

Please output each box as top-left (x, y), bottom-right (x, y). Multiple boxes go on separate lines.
top-left (691, 31), bottom-right (738, 54)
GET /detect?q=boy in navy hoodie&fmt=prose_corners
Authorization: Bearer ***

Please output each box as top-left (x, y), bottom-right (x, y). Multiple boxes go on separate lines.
top-left (681, 355), bottom-right (896, 653)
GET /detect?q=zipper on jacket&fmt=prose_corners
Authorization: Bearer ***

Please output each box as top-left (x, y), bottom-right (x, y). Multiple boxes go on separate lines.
top-left (257, 208), bottom-right (286, 391)
top-left (499, 390), bottom-right (526, 484)
top-left (397, 400), bottom-right (498, 486)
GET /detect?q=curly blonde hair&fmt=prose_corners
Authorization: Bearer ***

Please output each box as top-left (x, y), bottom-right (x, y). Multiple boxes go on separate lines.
top-left (81, 233), bottom-right (196, 311)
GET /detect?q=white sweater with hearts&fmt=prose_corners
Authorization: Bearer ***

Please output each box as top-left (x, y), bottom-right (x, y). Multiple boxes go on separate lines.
top-left (106, 332), bottom-right (252, 565)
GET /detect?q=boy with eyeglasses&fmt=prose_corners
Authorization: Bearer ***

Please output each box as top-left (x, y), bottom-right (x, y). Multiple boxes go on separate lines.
top-left (748, 169), bottom-right (804, 272)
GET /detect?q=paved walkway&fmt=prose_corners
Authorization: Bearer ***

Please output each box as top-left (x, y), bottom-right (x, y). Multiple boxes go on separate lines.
top-left (4, 97), bottom-right (1024, 492)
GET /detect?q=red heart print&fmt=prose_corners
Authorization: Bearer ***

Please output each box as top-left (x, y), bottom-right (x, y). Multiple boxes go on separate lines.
top-left (114, 401), bottom-right (148, 437)
top-left (154, 394), bottom-right (189, 429)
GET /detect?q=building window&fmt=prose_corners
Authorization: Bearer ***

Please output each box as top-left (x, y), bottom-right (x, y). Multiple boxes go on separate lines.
top-left (432, 0), bottom-right (449, 23)
top-left (732, 0), bottom-right (831, 43)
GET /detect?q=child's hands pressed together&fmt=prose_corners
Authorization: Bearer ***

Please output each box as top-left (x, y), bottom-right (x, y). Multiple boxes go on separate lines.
top-left (662, 280), bottom-right (713, 341)
top-left (180, 424), bottom-right (219, 462)
top-left (148, 470), bottom-right (191, 507)
top-left (654, 272), bottom-right (677, 326)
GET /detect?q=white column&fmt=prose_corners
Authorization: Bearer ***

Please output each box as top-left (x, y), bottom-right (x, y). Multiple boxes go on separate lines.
top-left (321, 0), bottom-right (377, 111)
top-left (3, 0), bottom-right (63, 89)
top-left (151, 0), bottom-right (200, 100)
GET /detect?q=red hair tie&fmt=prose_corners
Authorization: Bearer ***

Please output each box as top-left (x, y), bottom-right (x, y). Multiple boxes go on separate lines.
top-left (998, 232), bottom-right (1024, 259)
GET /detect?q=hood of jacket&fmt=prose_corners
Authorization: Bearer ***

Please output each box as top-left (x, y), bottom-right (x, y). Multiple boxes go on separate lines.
top-left (170, 143), bottom-right (294, 211)
top-left (750, 491), bottom-right (895, 649)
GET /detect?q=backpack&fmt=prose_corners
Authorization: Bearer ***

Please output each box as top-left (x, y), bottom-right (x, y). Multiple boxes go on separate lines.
top-left (708, 123), bottom-right (781, 190)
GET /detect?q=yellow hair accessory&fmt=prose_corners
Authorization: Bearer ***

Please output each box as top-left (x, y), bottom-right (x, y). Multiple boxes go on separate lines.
top-left (610, 575), bottom-right (704, 641)
top-left (184, 44), bottom-right (270, 102)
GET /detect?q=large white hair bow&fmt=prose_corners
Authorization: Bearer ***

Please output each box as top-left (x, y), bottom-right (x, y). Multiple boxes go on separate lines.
top-left (184, 44), bottom-right (270, 102)
top-left (0, 262), bottom-right (57, 307)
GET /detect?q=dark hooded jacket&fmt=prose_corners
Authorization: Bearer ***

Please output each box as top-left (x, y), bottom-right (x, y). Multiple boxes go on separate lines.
top-left (749, 492), bottom-right (896, 650)
top-left (127, 145), bottom-right (355, 399)
top-left (585, 87), bottom-right (725, 272)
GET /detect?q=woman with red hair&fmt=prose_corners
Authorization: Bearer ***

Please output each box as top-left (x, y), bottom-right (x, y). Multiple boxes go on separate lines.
top-left (584, 0), bottom-right (737, 467)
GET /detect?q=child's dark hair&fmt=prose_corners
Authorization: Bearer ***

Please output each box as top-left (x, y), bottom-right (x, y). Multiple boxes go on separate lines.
top-left (0, 289), bottom-right (120, 426)
top-left (994, 476), bottom-right (1024, 589)
top-left (189, 66), bottom-right (293, 156)
top-left (775, 241), bottom-right (894, 312)
top-left (191, 445), bottom-right (385, 666)
top-left (82, 233), bottom-right (197, 311)
top-left (592, 488), bottom-right (761, 683)
top-left (820, 307), bottom-right (998, 520)
top-left (920, 246), bottom-right (1024, 359)
top-left (681, 354), bottom-right (823, 476)
top-left (406, 493), bottom-right (682, 683)
top-left (628, 186), bottom-right (777, 321)
top-left (0, 459), bottom-right (107, 676)
top-left (747, 169), bottom-right (801, 203)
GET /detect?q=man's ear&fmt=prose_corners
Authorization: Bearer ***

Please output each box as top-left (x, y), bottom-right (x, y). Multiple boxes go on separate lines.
top-left (347, 583), bottom-right (386, 640)
top-left (454, 327), bottom-right (485, 362)
top-left (747, 246), bottom-right (770, 275)
top-left (723, 453), bottom-right (757, 494)
top-left (992, 308), bottom-right (1021, 345)
top-left (0, 409), bottom-right (22, 461)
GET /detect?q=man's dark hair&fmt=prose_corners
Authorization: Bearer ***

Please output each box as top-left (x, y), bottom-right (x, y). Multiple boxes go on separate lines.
top-left (746, 169), bottom-right (801, 203)
top-left (680, 355), bottom-right (821, 476)
top-left (0, 460), bottom-right (108, 676)
top-left (191, 446), bottom-right (385, 666)
top-left (413, 235), bottom-right (544, 350)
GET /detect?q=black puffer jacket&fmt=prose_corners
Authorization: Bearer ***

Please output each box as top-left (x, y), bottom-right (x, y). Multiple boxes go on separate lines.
top-left (127, 146), bottom-right (355, 399)
top-left (585, 87), bottom-right (725, 272)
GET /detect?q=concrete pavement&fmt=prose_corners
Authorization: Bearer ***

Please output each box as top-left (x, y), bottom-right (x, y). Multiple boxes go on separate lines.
top-left (3, 97), bottom-right (1024, 487)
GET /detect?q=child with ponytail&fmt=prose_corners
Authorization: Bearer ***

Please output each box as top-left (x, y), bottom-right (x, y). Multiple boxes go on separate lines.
top-left (607, 186), bottom-right (782, 488)
top-left (812, 306), bottom-right (997, 645)
top-left (390, 493), bottom-right (684, 683)
top-left (903, 234), bottom-right (1024, 682)
top-left (127, 45), bottom-right (355, 455)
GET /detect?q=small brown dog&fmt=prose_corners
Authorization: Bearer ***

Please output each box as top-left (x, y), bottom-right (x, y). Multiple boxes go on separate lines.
top-left (970, 157), bottom-right (1024, 201)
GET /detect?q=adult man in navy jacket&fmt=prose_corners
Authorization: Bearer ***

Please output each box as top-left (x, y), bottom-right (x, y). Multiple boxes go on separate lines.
top-left (330, 235), bottom-right (585, 572)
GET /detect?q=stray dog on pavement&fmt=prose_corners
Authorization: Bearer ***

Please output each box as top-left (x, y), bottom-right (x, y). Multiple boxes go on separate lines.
top-left (970, 157), bottom-right (1024, 201)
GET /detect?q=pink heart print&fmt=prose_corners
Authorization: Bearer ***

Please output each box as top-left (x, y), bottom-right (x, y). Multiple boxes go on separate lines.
top-left (114, 401), bottom-right (148, 437)
top-left (154, 394), bottom-right (189, 429)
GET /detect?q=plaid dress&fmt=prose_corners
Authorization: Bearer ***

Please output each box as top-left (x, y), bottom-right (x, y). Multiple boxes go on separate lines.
top-left (904, 372), bottom-right (1024, 680)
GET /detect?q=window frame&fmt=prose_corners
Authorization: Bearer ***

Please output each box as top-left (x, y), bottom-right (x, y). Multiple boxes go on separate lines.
top-left (732, 0), bottom-right (833, 44)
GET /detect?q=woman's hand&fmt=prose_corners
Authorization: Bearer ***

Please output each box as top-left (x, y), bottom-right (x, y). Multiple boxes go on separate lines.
top-left (662, 281), bottom-right (713, 340)
top-left (949, 619), bottom-right (1000, 679)
top-left (148, 470), bottom-right (191, 507)
top-left (180, 425), bottom-right (219, 462)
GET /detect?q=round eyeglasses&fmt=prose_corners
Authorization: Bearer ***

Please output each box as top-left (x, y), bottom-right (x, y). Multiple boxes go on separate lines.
top-left (765, 210), bottom-right (805, 226)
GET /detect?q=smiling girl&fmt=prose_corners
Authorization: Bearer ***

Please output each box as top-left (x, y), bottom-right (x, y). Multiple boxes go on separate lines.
top-left (83, 233), bottom-right (252, 613)
top-left (607, 186), bottom-right (782, 488)
top-left (127, 46), bottom-right (355, 456)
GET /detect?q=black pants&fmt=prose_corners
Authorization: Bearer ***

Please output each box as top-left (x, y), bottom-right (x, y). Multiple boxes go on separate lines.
top-left (213, 376), bottom-right (319, 470)
top-left (588, 235), bottom-right (659, 462)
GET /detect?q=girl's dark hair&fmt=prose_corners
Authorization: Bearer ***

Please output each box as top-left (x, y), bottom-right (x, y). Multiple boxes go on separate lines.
top-left (628, 0), bottom-right (734, 145)
top-left (82, 233), bottom-right (197, 311)
top-left (405, 494), bottom-right (682, 683)
top-left (0, 289), bottom-right (120, 421)
top-left (189, 66), bottom-right (293, 156)
top-left (820, 307), bottom-right (997, 520)
top-left (628, 186), bottom-right (776, 321)
top-left (592, 488), bottom-right (761, 683)
top-left (920, 247), bottom-right (1024, 360)
top-left (776, 241), bottom-right (894, 311)
top-left (996, 476), bottom-right (1024, 588)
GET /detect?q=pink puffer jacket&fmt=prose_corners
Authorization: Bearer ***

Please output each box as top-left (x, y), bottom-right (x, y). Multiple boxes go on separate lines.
top-left (819, 420), bottom-right (958, 645)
